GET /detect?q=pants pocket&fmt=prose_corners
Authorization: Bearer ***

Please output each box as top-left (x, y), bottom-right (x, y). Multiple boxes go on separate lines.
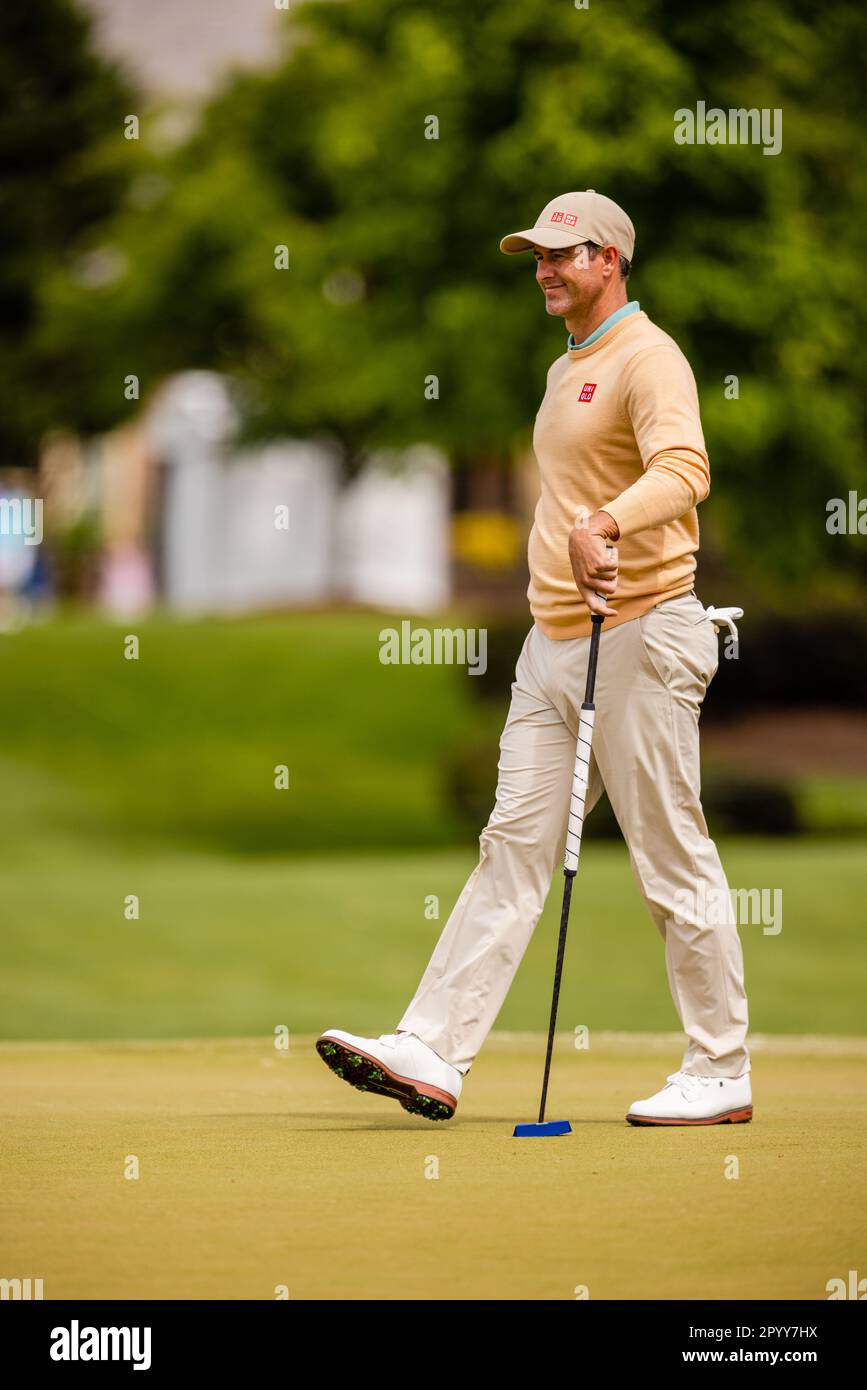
top-left (639, 599), bottom-right (718, 701)
top-left (637, 608), bottom-right (673, 687)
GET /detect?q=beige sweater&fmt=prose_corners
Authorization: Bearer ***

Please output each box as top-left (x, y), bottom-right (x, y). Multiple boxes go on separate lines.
top-left (528, 310), bottom-right (710, 639)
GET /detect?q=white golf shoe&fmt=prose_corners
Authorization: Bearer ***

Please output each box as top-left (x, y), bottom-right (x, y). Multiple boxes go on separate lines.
top-left (626, 1069), bottom-right (753, 1126)
top-left (315, 1028), bottom-right (462, 1121)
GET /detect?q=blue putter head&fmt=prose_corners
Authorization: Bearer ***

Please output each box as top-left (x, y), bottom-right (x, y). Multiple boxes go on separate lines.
top-left (513, 1120), bottom-right (572, 1137)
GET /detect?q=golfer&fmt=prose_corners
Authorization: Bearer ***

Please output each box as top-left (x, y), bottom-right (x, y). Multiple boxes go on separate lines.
top-left (317, 190), bottom-right (752, 1126)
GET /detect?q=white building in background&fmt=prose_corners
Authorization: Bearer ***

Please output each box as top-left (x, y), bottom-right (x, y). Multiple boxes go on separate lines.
top-left (137, 370), bottom-right (450, 617)
top-left (338, 446), bottom-right (451, 613)
top-left (222, 443), bottom-right (340, 612)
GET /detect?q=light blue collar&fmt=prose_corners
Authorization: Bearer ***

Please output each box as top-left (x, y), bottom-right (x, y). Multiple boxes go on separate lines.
top-left (568, 300), bottom-right (640, 351)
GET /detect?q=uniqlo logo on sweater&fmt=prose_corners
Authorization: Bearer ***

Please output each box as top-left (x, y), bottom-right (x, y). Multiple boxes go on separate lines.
top-left (551, 211), bottom-right (578, 226)
top-left (578, 383), bottom-right (597, 402)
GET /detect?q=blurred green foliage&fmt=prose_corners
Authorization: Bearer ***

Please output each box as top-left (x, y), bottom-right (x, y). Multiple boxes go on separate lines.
top-left (9, 0), bottom-right (867, 597)
top-left (0, 1), bottom-right (135, 461)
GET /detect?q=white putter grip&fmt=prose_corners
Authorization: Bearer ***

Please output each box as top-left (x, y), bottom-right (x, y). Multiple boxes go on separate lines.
top-left (563, 545), bottom-right (613, 874)
top-left (564, 705), bottom-right (594, 874)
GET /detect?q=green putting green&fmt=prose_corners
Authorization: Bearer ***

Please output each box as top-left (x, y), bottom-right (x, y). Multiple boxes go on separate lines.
top-left (1, 1035), bottom-right (864, 1300)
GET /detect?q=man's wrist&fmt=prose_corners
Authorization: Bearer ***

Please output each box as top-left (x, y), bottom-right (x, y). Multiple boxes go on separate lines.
top-left (589, 509), bottom-right (620, 541)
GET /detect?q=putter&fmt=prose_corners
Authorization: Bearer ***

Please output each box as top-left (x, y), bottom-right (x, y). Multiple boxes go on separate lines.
top-left (513, 608), bottom-right (605, 1138)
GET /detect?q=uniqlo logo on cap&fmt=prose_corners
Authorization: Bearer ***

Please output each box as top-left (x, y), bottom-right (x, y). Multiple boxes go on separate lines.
top-left (578, 383), bottom-right (597, 402)
top-left (550, 211), bottom-right (565, 223)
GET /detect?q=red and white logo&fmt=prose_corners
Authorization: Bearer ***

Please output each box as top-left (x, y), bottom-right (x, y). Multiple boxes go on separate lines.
top-left (578, 383), bottom-right (597, 403)
top-left (550, 211), bottom-right (578, 226)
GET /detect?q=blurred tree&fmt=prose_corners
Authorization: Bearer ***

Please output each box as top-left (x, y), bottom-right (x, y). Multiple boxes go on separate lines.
top-left (0, 0), bottom-right (135, 464)
top-left (34, 0), bottom-right (867, 594)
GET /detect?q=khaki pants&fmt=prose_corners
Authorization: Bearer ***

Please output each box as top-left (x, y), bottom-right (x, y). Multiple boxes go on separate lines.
top-left (397, 592), bottom-right (750, 1079)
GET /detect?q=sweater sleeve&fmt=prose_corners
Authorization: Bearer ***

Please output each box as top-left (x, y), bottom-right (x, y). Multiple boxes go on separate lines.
top-left (601, 344), bottom-right (710, 539)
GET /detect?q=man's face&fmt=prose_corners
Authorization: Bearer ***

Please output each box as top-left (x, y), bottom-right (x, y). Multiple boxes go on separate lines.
top-left (533, 243), bottom-right (605, 317)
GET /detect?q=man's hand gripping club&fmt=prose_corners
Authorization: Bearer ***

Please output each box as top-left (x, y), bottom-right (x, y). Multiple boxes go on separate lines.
top-left (568, 509), bottom-right (620, 618)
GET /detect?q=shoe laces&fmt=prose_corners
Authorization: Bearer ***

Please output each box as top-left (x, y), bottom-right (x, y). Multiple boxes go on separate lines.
top-left (666, 1070), bottom-right (712, 1095)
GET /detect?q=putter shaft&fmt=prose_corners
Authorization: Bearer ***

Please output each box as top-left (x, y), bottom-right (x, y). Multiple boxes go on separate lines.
top-left (537, 613), bottom-right (604, 1125)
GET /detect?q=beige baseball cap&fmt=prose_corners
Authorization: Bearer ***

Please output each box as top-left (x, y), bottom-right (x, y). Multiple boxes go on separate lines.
top-left (499, 189), bottom-right (635, 260)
